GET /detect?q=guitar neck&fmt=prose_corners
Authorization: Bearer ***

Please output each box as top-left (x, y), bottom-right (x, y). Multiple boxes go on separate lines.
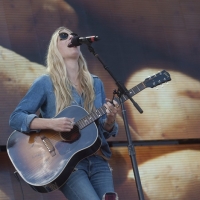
top-left (117, 81), bottom-right (146, 104)
top-left (77, 81), bottom-right (146, 129)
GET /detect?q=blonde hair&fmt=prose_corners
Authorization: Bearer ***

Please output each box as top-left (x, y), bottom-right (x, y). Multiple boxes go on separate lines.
top-left (46, 27), bottom-right (95, 115)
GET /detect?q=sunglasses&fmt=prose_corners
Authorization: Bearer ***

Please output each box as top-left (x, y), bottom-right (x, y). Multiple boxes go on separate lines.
top-left (59, 32), bottom-right (78, 40)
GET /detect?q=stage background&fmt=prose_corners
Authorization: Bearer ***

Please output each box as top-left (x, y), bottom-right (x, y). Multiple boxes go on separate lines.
top-left (0, 0), bottom-right (200, 199)
top-left (1, 0), bottom-right (200, 143)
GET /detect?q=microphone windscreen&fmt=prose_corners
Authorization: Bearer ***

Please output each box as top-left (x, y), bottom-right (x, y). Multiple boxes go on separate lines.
top-left (68, 36), bottom-right (81, 47)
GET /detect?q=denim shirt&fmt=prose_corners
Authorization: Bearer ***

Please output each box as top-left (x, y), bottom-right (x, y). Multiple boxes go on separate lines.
top-left (9, 74), bottom-right (118, 158)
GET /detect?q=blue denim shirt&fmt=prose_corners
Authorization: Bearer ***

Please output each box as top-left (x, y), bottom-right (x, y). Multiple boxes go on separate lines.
top-left (9, 74), bottom-right (118, 158)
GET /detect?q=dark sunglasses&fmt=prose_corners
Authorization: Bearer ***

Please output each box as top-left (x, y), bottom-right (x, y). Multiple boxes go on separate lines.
top-left (59, 32), bottom-right (78, 40)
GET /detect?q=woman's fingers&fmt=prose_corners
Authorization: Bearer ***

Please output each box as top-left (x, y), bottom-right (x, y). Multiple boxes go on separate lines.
top-left (52, 117), bottom-right (75, 132)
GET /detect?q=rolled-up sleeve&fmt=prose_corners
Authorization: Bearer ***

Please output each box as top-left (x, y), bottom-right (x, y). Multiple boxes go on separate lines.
top-left (98, 117), bottom-right (118, 139)
top-left (9, 76), bottom-right (47, 133)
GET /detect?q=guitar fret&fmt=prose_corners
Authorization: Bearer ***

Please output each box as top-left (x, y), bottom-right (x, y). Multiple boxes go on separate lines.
top-left (136, 86), bottom-right (140, 91)
top-left (100, 107), bottom-right (105, 114)
top-left (81, 118), bottom-right (86, 126)
top-left (84, 117), bottom-right (89, 126)
top-left (90, 112), bottom-right (96, 120)
top-left (92, 111), bottom-right (97, 119)
top-left (138, 82), bottom-right (145, 90)
top-left (96, 110), bottom-right (100, 117)
top-left (76, 121), bottom-right (82, 129)
top-left (80, 117), bottom-right (87, 128)
top-left (134, 86), bottom-right (140, 93)
top-left (88, 115), bottom-right (93, 122)
top-left (95, 110), bottom-right (99, 119)
top-left (99, 107), bottom-right (104, 115)
top-left (86, 116), bottom-right (91, 124)
top-left (129, 89), bottom-right (135, 95)
top-left (98, 108), bottom-right (103, 115)
top-left (97, 109), bottom-right (101, 115)
top-left (95, 110), bottom-right (99, 117)
top-left (92, 111), bottom-right (98, 120)
top-left (87, 115), bottom-right (93, 123)
top-left (102, 106), bottom-right (107, 112)
top-left (81, 120), bottom-right (85, 127)
top-left (79, 119), bottom-right (85, 128)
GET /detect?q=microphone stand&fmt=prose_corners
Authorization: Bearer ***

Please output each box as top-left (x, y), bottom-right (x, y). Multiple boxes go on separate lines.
top-left (85, 42), bottom-right (145, 200)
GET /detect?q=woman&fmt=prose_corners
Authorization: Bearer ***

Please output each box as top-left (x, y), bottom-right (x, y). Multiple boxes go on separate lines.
top-left (9, 27), bottom-right (119, 200)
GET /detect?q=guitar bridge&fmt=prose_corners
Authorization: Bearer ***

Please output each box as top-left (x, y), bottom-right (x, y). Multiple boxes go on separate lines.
top-left (41, 136), bottom-right (56, 157)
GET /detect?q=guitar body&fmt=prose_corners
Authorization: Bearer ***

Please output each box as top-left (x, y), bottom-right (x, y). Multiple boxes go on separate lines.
top-left (7, 105), bottom-right (101, 193)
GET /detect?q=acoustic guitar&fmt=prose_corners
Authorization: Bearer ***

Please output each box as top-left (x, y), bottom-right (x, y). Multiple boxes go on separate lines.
top-left (7, 70), bottom-right (171, 193)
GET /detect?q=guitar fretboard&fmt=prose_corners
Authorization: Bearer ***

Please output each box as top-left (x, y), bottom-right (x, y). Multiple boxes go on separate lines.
top-left (76, 82), bottom-right (146, 129)
top-left (118, 82), bottom-right (146, 104)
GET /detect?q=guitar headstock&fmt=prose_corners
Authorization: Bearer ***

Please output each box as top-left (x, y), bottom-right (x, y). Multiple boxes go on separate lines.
top-left (144, 70), bottom-right (171, 88)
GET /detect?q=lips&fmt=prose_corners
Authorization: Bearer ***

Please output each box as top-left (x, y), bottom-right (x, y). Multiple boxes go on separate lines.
top-left (68, 37), bottom-right (75, 48)
top-left (68, 42), bottom-right (72, 47)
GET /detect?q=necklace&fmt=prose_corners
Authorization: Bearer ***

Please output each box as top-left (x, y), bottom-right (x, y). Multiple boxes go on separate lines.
top-left (72, 83), bottom-right (78, 87)
top-left (69, 80), bottom-right (79, 87)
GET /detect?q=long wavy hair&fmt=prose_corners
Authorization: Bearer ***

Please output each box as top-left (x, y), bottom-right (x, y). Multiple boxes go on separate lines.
top-left (46, 27), bottom-right (95, 115)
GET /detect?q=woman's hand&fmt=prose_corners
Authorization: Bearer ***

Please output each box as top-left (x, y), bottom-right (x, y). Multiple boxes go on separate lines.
top-left (50, 117), bottom-right (75, 132)
top-left (104, 98), bottom-right (120, 131)
top-left (30, 117), bottom-right (75, 132)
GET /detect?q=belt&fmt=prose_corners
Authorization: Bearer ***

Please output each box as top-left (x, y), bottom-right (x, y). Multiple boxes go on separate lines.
top-left (94, 149), bottom-right (110, 161)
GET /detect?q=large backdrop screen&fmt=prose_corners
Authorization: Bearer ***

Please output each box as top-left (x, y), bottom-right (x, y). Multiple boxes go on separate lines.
top-left (0, 0), bottom-right (200, 145)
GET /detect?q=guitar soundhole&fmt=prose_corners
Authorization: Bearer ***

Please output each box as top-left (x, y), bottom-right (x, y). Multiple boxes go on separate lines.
top-left (59, 125), bottom-right (80, 143)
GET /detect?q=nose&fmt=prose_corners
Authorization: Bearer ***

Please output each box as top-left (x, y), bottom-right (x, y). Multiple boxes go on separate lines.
top-left (69, 34), bottom-right (74, 40)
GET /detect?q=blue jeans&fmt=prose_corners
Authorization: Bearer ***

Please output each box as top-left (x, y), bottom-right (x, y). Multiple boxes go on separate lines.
top-left (60, 155), bottom-right (115, 200)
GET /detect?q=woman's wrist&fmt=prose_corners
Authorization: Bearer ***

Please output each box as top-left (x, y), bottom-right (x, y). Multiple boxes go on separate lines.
top-left (103, 119), bottom-right (115, 132)
top-left (105, 119), bottom-right (115, 126)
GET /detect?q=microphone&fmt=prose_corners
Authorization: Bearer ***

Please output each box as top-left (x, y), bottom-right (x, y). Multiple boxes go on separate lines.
top-left (68, 36), bottom-right (100, 47)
